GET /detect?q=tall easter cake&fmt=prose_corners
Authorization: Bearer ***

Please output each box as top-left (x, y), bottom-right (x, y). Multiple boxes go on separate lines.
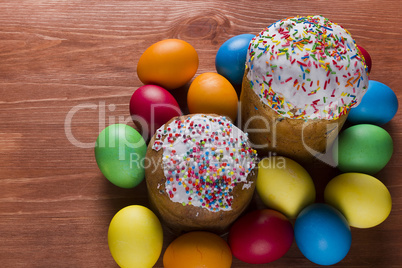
top-left (240, 15), bottom-right (369, 162)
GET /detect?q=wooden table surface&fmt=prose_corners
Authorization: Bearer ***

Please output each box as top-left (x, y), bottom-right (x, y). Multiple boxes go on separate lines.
top-left (1, 1), bottom-right (401, 267)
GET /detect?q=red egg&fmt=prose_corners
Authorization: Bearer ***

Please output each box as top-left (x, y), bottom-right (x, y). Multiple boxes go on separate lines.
top-left (129, 84), bottom-right (182, 139)
top-left (357, 45), bottom-right (372, 73)
top-left (228, 209), bottom-right (294, 264)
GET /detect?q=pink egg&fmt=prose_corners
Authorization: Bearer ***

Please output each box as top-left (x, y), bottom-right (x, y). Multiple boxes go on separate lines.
top-left (357, 45), bottom-right (372, 73)
top-left (228, 209), bottom-right (294, 264)
top-left (129, 84), bottom-right (182, 139)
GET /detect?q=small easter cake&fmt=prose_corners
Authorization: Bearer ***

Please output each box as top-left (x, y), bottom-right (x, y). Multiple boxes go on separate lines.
top-left (240, 15), bottom-right (369, 162)
top-left (145, 114), bottom-right (258, 233)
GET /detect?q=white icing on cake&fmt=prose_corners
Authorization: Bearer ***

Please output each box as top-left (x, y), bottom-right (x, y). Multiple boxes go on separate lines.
top-left (152, 114), bottom-right (257, 212)
top-left (246, 15), bottom-right (369, 120)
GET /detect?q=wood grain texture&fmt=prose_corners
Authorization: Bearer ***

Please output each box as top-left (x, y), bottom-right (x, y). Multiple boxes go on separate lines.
top-left (0, 0), bottom-right (401, 267)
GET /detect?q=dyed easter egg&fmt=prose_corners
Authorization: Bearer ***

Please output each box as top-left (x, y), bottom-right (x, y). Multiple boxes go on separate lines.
top-left (228, 209), bottom-right (294, 264)
top-left (137, 39), bottom-right (199, 89)
top-left (357, 45), bottom-right (372, 73)
top-left (256, 156), bottom-right (315, 218)
top-left (187, 72), bottom-right (238, 121)
top-left (108, 205), bottom-right (163, 268)
top-left (333, 124), bottom-right (393, 174)
top-left (294, 203), bottom-right (351, 266)
top-left (94, 124), bottom-right (146, 188)
top-left (215, 34), bottom-right (255, 85)
top-left (324, 173), bottom-right (392, 228)
top-left (129, 84), bottom-right (182, 139)
top-left (348, 80), bottom-right (398, 125)
top-left (163, 231), bottom-right (232, 268)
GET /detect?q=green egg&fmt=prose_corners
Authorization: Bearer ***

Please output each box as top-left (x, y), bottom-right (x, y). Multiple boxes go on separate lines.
top-left (333, 124), bottom-right (393, 174)
top-left (95, 124), bottom-right (146, 188)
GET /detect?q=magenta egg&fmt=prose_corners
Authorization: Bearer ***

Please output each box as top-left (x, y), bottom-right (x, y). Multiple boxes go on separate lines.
top-left (129, 85), bottom-right (182, 139)
top-left (228, 209), bottom-right (294, 264)
top-left (357, 45), bottom-right (372, 73)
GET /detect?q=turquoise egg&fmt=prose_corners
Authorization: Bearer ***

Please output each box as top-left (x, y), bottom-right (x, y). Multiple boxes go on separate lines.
top-left (95, 124), bottom-right (147, 188)
top-left (333, 124), bottom-right (393, 174)
top-left (348, 80), bottom-right (398, 125)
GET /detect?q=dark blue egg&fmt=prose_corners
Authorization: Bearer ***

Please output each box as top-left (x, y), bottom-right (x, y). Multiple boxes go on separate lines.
top-left (348, 80), bottom-right (398, 125)
top-left (294, 203), bottom-right (351, 265)
top-left (215, 34), bottom-right (255, 85)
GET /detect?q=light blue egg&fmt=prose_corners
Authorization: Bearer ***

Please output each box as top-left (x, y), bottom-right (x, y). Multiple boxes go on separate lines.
top-left (348, 80), bottom-right (398, 125)
top-left (215, 34), bottom-right (255, 85)
top-left (295, 203), bottom-right (351, 266)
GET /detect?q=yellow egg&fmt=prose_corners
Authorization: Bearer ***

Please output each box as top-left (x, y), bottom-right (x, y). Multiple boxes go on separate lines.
top-left (108, 205), bottom-right (163, 268)
top-left (256, 156), bottom-right (316, 218)
top-left (324, 173), bottom-right (392, 228)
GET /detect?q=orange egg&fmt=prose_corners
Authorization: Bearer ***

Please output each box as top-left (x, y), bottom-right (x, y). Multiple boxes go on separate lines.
top-left (163, 231), bottom-right (232, 268)
top-left (137, 39), bottom-right (199, 90)
top-left (187, 72), bottom-right (238, 121)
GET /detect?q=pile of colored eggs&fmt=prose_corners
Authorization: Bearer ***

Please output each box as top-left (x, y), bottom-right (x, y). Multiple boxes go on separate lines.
top-left (255, 156), bottom-right (393, 265)
top-left (93, 33), bottom-right (398, 267)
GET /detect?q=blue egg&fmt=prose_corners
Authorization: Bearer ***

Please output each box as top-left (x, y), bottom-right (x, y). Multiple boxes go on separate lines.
top-left (348, 80), bottom-right (398, 125)
top-left (215, 34), bottom-right (255, 85)
top-left (294, 203), bottom-right (351, 265)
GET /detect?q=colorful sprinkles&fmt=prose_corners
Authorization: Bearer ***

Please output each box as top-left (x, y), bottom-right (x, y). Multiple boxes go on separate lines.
top-left (152, 114), bottom-right (258, 212)
top-left (246, 15), bottom-right (369, 120)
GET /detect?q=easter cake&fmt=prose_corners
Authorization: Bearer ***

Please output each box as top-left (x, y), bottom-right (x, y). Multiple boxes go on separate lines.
top-left (145, 113), bottom-right (258, 233)
top-left (240, 15), bottom-right (369, 162)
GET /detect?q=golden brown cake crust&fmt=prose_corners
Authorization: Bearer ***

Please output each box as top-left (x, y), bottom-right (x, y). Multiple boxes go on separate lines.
top-left (240, 71), bottom-right (348, 163)
top-left (145, 114), bottom-right (257, 234)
